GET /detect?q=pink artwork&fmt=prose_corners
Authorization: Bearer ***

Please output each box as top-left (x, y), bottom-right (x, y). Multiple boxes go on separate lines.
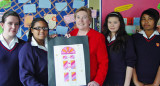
top-left (70, 55), bottom-right (75, 59)
top-left (63, 61), bottom-right (68, 70)
top-left (62, 47), bottom-right (77, 82)
top-left (64, 72), bottom-right (69, 82)
top-left (71, 72), bottom-right (76, 81)
top-left (61, 47), bottom-right (76, 54)
top-left (71, 60), bottom-right (76, 69)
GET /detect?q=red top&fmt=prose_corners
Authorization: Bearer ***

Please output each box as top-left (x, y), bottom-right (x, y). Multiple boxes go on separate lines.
top-left (70, 28), bottom-right (109, 85)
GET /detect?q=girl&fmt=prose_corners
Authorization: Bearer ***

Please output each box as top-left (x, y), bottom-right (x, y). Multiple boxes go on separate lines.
top-left (132, 8), bottom-right (160, 86)
top-left (65, 7), bottom-right (109, 86)
top-left (0, 11), bottom-right (24, 86)
top-left (19, 18), bottom-right (48, 86)
top-left (102, 12), bottom-right (136, 86)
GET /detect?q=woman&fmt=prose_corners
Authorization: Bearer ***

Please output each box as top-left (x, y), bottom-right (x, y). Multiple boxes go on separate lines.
top-left (65, 6), bottom-right (109, 86)
top-left (102, 12), bottom-right (136, 86)
top-left (132, 8), bottom-right (160, 86)
top-left (19, 18), bottom-right (48, 86)
top-left (0, 11), bottom-right (24, 86)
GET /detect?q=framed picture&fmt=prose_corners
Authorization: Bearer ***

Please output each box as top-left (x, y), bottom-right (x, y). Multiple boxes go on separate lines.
top-left (48, 36), bottom-right (90, 86)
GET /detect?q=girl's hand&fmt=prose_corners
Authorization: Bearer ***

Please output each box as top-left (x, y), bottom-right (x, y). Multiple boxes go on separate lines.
top-left (64, 34), bottom-right (71, 38)
top-left (49, 34), bottom-right (57, 38)
top-left (88, 81), bottom-right (99, 86)
top-left (135, 81), bottom-right (144, 86)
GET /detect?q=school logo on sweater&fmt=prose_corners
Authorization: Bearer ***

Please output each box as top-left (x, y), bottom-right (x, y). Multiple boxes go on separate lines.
top-left (156, 43), bottom-right (159, 47)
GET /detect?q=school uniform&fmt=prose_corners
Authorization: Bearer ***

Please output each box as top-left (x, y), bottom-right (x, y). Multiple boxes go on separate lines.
top-left (132, 30), bottom-right (160, 84)
top-left (70, 28), bottom-right (108, 86)
top-left (0, 34), bottom-right (25, 86)
top-left (19, 37), bottom-right (48, 86)
top-left (103, 35), bottom-right (136, 86)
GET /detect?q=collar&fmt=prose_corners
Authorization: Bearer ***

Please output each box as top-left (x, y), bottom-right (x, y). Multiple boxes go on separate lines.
top-left (138, 30), bottom-right (159, 39)
top-left (31, 36), bottom-right (48, 51)
top-left (107, 34), bottom-right (116, 43)
top-left (0, 34), bottom-right (18, 50)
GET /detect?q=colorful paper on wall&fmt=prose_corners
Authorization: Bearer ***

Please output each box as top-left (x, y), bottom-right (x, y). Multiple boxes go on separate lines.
top-left (18, 0), bottom-right (31, 3)
top-left (44, 14), bottom-right (57, 29)
top-left (0, 0), bottom-right (11, 8)
top-left (133, 17), bottom-right (140, 25)
top-left (56, 26), bottom-right (68, 35)
top-left (91, 10), bottom-right (97, 18)
top-left (49, 20), bottom-right (56, 29)
top-left (55, 2), bottom-right (67, 11)
top-left (125, 25), bottom-right (136, 35)
top-left (39, 0), bottom-right (51, 8)
top-left (125, 17), bottom-right (133, 25)
top-left (123, 18), bottom-right (127, 25)
top-left (23, 4), bottom-right (36, 13)
top-left (44, 14), bottom-right (56, 21)
top-left (49, 30), bottom-right (56, 35)
top-left (64, 14), bottom-right (75, 24)
top-left (24, 15), bottom-right (33, 27)
top-left (73, 1), bottom-right (85, 9)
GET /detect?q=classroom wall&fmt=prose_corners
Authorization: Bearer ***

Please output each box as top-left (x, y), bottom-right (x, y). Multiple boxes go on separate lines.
top-left (102, 0), bottom-right (160, 26)
top-left (89, 0), bottom-right (99, 10)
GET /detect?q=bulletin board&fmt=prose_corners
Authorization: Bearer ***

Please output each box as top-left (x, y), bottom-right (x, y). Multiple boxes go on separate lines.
top-left (101, 0), bottom-right (160, 34)
top-left (0, 0), bottom-right (88, 41)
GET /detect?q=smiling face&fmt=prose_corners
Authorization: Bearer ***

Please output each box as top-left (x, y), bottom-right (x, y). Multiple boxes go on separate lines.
top-left (75, 11), bottom-right (91, 30)
top-left (141, 14), bottom-right (155, 30)
top-left (2, 16), bottom-right (20, 38)
top-left (31, 21), bottom-right (48, 42)
top-left (107, 17), bottom-right (120, 34)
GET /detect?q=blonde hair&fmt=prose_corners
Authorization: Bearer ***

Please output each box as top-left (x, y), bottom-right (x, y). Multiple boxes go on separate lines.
top-left (74, 6), bottom-right (92, 22)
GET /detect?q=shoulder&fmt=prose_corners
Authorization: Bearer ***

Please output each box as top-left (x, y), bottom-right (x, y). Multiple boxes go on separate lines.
top-left (89, 29), bottom-right (105, 39)
top-left (132, 33), bottom-right (141, 37)
top-left (131, 33), bottom-right (142, 39)
top-left (70, 28), bottom-right (79, 36)
top-left (20, 42), bottom-right (32, 52)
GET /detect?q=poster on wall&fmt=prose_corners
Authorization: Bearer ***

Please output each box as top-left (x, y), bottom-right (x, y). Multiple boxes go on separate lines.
top-left (48, 36), bottom-right (90, 86)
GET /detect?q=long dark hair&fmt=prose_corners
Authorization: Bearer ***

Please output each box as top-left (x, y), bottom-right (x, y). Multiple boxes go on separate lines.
top-left (28, 18), bottom-right (48, 42)
top-left (103, 12), bottom-right (128, 52)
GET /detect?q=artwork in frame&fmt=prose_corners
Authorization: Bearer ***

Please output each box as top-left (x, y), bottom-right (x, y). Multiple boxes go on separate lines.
top-left (48, 36), bottom-right (90, 86)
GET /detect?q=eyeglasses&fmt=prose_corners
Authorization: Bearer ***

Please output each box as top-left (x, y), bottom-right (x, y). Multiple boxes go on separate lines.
top-left (32, 27), bottom-right (49, 30)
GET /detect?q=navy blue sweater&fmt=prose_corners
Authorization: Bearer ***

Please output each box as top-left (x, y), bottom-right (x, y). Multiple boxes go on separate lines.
top-left (103, 36), bottom-right (136, 85)
top-left (0, 39), bottom-right (24, 86)
top-left (132, 33), bottom-right (160, 84)
top-left (19, 42), bottom-right (48, 86)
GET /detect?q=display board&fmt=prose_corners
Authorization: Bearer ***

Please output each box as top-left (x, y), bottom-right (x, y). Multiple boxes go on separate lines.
top-left (0, 0), bottom-right (87, 41)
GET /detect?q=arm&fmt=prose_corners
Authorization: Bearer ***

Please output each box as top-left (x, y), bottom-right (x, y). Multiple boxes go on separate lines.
top-left (124, 67), bottom-right (133, 86)
top-left (19, 44), bottom-right (45, 86)
top-left (124, 36), bottom-right (136, 86)
top-left (93, 34), bottom-right (109, 85)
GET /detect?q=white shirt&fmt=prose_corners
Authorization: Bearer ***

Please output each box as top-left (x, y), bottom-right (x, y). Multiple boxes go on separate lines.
top-left (0, 34), bottom-right (18, 50)
top-left (138, 30), bottom-right (159, 39)
top-left (31, 36), bottom-right (48, 51)
top-left (107, 35), bottom-right (116, 43)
